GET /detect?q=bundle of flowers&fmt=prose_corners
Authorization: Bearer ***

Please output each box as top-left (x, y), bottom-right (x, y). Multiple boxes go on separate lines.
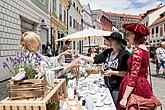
top-left (2, 53), bottom-right (41, 80)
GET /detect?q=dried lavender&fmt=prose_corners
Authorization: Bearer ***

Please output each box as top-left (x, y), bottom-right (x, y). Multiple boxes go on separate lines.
top-left (3, 52), bottom-right (41, 79)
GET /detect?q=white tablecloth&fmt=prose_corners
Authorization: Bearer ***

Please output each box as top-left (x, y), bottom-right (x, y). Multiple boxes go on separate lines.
top-left (77, 74), bottom-right (116, 110)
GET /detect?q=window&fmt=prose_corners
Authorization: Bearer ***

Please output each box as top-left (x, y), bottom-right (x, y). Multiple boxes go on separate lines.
top-left (152, 28), bottom-right (154, 35)
top-left (73, 2), bottom-right (75, 7)
top-left (73, 19), bottom-right (76, 28)
top-left (77, 22), bottom-right (79, 30)
top-left (73, 41), bottom-right (75, 49)
top-left (164, 24), bottom-right (165, 31)
top-left (70, 16), bottom-right (72, 27)
top-left (153, 40), bottom-right (155, 43)
top-left (77, 7), bottom-right (78, 11)
top-left (53, 0), bottom-right (56, 14)
top-left (160, 26), bottom-right (163, 36)
top-left (59, 4), bottom-right (62, 21)
top-left (156, 26), bottom-right (159, 34)
top-left (64, 10), bottom-right (66, 24)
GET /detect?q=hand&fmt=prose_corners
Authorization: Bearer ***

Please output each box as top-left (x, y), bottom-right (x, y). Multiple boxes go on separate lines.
top-left (62, 50), bottom-right (72, 55)
top-left (74, 54), bottom-right (81, 58)
top-left (120, 97), bottom-right (128, 108)
top-left (68, 62), bottom-right (80, 69)
top-left (103, 69), bottom-right (113, 77)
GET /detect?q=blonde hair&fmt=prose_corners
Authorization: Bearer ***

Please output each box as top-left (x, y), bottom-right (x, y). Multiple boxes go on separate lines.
top-left (20, 32), bottom-right (41, 53)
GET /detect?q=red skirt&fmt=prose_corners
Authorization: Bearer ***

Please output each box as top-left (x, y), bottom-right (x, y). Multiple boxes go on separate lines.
top-left (117, 75), bottom-right (153, 110)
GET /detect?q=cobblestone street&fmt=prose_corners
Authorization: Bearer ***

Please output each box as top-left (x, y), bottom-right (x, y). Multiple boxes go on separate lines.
top-left (0, 81), bottom-right (8, 101)
top-left (150, 62), bottom-right (165, 109)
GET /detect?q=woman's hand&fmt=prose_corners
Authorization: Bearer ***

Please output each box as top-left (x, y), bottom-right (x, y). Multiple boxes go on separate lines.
top-left (103, 69), bottom-right (113, 77)
top-left (62, 50), bottom-right (72, 55)
top-left (74, 54), bottom-right (81, 58)
top-left (120, 97), bottom-right (128, 108)
top-left (68, 62), bottom-right (80, 69)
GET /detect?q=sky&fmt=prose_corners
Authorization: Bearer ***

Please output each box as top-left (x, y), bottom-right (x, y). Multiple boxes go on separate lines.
top-left (80, 0), bottom-right (165, 15)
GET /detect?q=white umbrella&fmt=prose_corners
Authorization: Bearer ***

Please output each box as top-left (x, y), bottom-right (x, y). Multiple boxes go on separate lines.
top-left (55, 28), bottom-right (112, 42)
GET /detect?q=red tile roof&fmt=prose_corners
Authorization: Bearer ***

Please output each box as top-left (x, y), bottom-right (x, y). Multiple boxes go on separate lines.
top-left (142, 5), bottom-right (165, 18)
top-left (149, 15), bottom-right (165, 27)
top-left (104, 11), bottom-right (142, 19)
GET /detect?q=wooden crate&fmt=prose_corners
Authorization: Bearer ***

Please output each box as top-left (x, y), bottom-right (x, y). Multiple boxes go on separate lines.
top-left (7, 79), bottom-right (46, 100)
top-left (0, 79), bottom-right (67, 110)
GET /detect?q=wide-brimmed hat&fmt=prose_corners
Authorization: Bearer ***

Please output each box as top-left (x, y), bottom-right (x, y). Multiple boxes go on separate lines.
top-left (122, 23), bottom-right (150, 37)
top-left (103, 32), bottom-right (127, 46)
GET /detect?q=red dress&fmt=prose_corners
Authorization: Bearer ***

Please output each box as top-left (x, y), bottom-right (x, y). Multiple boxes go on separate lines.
top-left (117, 46), bottom-right (153, 109)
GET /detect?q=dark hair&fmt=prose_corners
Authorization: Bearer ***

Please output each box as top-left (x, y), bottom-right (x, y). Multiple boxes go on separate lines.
top-left (65, 40), bottom-right (71, 45)
top-left (134, 35), bottom-right (146, 45)
top-left (116, 40), bottom-right (126, 50)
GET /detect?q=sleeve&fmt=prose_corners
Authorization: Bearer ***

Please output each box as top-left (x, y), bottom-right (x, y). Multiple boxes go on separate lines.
top-left (127, 48), bottom-right (143, 87)
top-left (119, 52), bottom-right (130, 71)
top-left (93, 49), bottom-right (109, 64)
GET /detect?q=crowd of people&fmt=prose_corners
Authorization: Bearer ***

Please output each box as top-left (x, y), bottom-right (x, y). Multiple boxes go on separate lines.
top-left (18, 22), bottom-right (163, 110)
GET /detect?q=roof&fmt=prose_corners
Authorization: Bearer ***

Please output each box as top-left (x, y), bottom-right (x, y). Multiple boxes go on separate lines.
top-left (142, 5), bottom-right (165, 18)
top-left (149, 14), bottom-right (165, 27)
top-left (91, 9), bottom-right (112, 23)
top-left (104, 11), bottom-right (142, 19)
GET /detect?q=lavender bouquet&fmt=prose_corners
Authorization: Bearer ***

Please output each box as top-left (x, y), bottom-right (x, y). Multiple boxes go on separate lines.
top-left (3, 53), bottom-right (41, 80)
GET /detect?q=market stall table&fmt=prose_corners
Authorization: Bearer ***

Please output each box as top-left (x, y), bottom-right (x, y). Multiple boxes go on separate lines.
top-left (60, 74), bottom-right (116, 110)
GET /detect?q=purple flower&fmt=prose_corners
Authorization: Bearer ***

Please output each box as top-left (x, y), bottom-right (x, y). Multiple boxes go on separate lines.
top-left (3, 63), bottom-right (6, 68)
top-left (6, 58), bottom-right (9, 62)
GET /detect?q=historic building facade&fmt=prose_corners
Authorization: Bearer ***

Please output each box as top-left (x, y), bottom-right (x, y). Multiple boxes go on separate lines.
top-left (0, 0), bottom-right (51, 80)
top-left (141, 5), bottom-right (165, 45)
top-left (68, 0), bottom-right (83, 54)
top-left (50, 0), bottom-right (69, 54)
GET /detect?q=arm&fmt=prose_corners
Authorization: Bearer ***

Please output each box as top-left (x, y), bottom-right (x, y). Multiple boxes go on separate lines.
top-left (111, 71), bottom-right (127, 77)
top-left (156, 49), bottom-right (160, 63)
top-left (58, 62), bottom-right (80, 77)
top-left (120, 48), bottom-right (143, 107)
top-left (103, 51), bottom-right (130, 77)
top-left (77, 49), bottom-right (109, 64)
top-left (103, 70), bottom-right (127, 77)
top-left (156, 53), bottom-right (160, 63)
top-left (56, 50), bottom-right (72, 60)
top-left (78, 54), bottom-right (94, 63)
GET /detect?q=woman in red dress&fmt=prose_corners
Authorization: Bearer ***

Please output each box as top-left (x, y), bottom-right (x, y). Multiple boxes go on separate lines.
top-left (117, 23), bottom-right (153, 110)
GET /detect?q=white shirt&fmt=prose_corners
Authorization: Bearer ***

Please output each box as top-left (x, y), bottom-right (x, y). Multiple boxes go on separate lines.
top-left (156, 47), bottom-right (165, 61)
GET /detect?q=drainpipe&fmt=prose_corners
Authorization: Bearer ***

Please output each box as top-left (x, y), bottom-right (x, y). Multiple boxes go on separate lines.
top-left (67, 1), bottom-right (71, 34)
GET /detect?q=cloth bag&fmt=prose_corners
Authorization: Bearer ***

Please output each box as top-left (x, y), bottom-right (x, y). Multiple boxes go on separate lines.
top-left (126, 94), bottom-right (162, 110)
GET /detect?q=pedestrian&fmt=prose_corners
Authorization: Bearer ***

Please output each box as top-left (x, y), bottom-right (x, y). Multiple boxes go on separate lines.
top-left (118, 23), bottom-right (159, 110)
top-left (126, 42), bottom-right (134, 55)
top-left (63, 40), bottom-right (71, 51)
top-left (62, 40), bottom-right (72, 63)
top-left (156, 41), bottom-right (165, 76)
top-left (75, 32), bottom-right (130, 103)
top-left (44, 42), bottom-right (53, 57)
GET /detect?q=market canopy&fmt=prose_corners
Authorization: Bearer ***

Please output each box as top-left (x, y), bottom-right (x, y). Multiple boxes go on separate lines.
top-left (55, 28), bottom-right (112, 41)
